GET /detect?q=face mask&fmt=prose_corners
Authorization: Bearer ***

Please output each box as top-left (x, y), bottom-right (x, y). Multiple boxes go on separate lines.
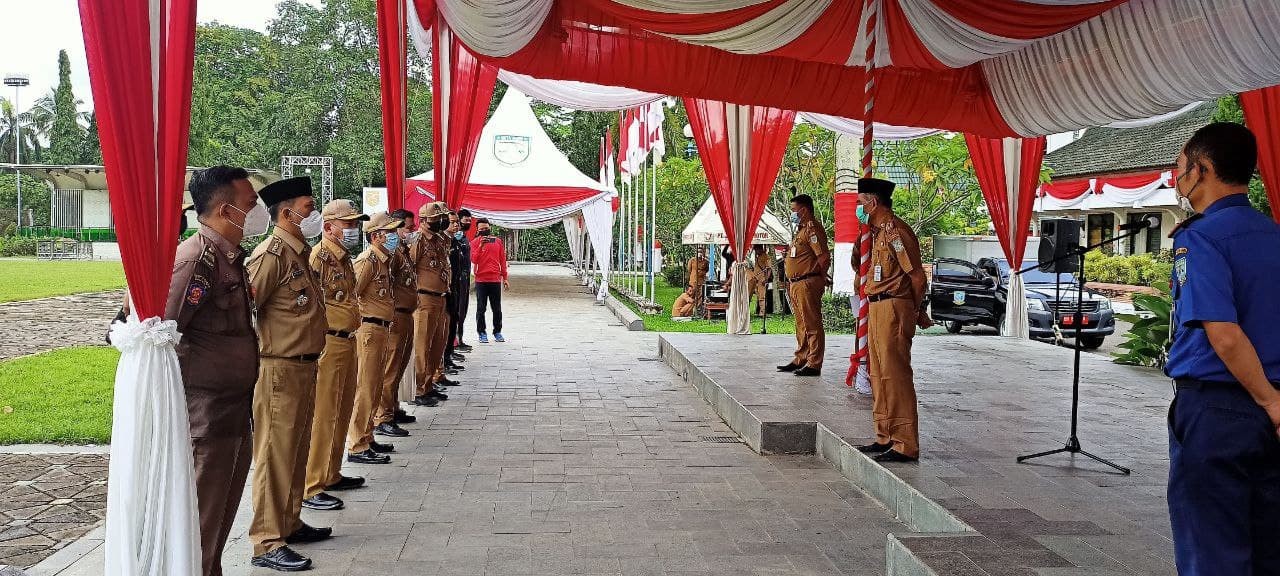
top-left (227, 202), bottom-right (270, 237)
top-left (406, 231), bottom-right (420, 244)
top-left (790, 211), bottom-right (800, 225)
top-left (341, 227), bottom-right (360, 249)
top-left (454, 231), bottom-right (464, 240)
top-left (1176, 167), bottom-right (1200, 215)
top-left (290, 208), bottom-right (323, 239)
top-left (383, 232), bottom-right (400, 252)
top-left (856, 205), bottom-right (870, 225)
top-left (461, 222), bottom-right (471, 231)
top-left (429, 219), bottom-right (448, 232)
top-left (477, 229), bottom-right (491, 236)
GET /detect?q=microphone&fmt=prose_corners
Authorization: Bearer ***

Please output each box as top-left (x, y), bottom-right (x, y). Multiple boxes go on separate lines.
top-left (1117, 215), bottom-right (1159, 232)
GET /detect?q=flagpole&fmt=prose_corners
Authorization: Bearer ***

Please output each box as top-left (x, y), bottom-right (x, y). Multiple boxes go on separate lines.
top-left (642, 142), bottom-right (649, 304)
top-left (651, 143), bottom-right (658, 305)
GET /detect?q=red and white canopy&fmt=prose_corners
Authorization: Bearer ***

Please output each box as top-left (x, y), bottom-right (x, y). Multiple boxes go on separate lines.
top-left (403, 87), bottom-right (612, 228)
top-left (414, 0), bottom-right (1280, 137)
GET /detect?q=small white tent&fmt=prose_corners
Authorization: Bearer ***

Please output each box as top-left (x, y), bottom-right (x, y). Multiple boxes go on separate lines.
top-left (680, 196), bottom-right (791, 245)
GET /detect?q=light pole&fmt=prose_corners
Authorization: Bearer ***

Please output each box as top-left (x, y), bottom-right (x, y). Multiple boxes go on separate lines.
top-left (4, 73), bottom-right (30, 230)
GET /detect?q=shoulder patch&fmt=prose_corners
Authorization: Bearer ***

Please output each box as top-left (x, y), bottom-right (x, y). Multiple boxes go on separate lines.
top-left (1175, 256), bottom-right (1188, 286)
top-left (186, 274), bottom-right (211, 306)
top-left (199, 244), bottom-right (216, 268)
top-left (267, 236), bottom-right (284, 256)
top-left (1175, 247), bottom-right (1188, 256)
top-left (891, 237), bottom-right (905, 253)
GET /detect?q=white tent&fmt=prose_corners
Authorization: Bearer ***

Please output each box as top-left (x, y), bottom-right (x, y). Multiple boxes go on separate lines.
top-left (680, 196), bottom-right (791, 246)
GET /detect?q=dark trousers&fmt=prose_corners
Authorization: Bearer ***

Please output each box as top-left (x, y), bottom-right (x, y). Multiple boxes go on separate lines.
top-left (475, 282), bottom-right (503, 334)
top-left (192, 430), bottom-right (252, 576)
top-left (454, 275), bottom-right (471, 344)
top-left (444, 293), bottom-right (457, 360)
top-left (1168, 384), bottom-right (1280, 575)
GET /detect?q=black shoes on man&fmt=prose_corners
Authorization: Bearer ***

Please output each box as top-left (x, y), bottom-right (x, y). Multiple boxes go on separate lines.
top-left (347, 449), bottom-right (390, 464)
top-left (252, 545), bottom-right (312, 572)
top-left (374, 422), bottom-right (410, 437)
top-left (326, 475), bottom-right (365, 491)
top-left (413, 394), bottom-right (440, 407)
top-left (300, 492), bottom-right (343, 511)
top-left (778, 362), bottom-right (821, 376)
top-left (873, 450), bottom-right (917, 463)
top-left (777, 362), bottom-right (800, 372)
top-left (394, 409), bottom-right (416, 424)
top-left (857, 442), bottom-right (893, 454)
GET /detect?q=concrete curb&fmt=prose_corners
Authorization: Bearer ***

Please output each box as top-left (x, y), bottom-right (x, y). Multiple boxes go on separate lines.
top-left (604, 295), bottom-right (645, 331)
top-left (0, 444), bottom-right (109, 454)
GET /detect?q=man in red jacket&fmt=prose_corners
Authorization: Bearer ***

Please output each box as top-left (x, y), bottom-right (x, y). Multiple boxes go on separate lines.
top-left (471, 218), bottom-right (509, 343)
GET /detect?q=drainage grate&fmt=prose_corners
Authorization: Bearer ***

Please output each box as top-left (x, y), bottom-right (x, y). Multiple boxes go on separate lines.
top-left (699, 435), bottom-right (743, 443)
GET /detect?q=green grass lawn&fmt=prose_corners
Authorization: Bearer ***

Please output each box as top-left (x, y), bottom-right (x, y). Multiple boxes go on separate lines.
top-left (615, 277), bottom-right (799, 334)
top-left (0, 258), bottom-right (126, 302)
top-left (0, 346), bottom-right (118, 444)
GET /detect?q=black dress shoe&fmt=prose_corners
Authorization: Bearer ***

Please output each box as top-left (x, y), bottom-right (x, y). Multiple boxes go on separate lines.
top-left (370, 440), bottom-right (395, 453)
top-left (445, 367), bottom-right (461, 375)
top-left (252, 546), bottom-right (312, 572)
top-left (301, 492), bottom-right (343, 511)
top-left (347, 449), bottom-right (390, 464)
top-left (451, 353), bottom-right (466, 363)
top-left (446, 362), bottom-right (465, 372)
top-left (326, 475), bottom-right (365, 491)
top-left (374, 422), bottom-right (410, 437)
top-left (457, 343), bottom-right (473, 352)
top-left (413, 395), bottom-right (439, 407)
top-left (856, 442), bottom-right (893, 454)
top-left (285, 522), bottom-right (333, 544)
top-left (428, 389), bottom-right (449, 401)
top-left (776, 362), bottom-right (801, 372)
top-left (437, 377), bottom-right (459, 387)
top-left (873, 449), bottom-right (918, 463)
top-left (393, 410), bottom-right (416, 424)
top-left (793, 366), bottom-right (822, 376)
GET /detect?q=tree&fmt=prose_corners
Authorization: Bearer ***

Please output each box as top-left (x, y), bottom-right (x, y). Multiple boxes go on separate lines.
top-left (79, 113), bottom-right (102, 164)
top-left (874, 135), bottom-right (991, 237)
top-left (0, 97), bottom-right (42, 164)
top-left (1213, 94), bottom-right (1272, 216)
top-left (48, 50), bottom-right (85, 164)
top-left (774, 122), bottom-right (837, 240)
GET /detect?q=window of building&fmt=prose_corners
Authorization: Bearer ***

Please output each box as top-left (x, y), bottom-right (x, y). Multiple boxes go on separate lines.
top-left (1087, 213), bottom-right (1115, 255)
top-left (1125, 212), bottom-right (1163, 255)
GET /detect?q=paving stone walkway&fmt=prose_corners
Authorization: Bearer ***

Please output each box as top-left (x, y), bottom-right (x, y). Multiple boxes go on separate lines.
top-left (0, 291), bottom-right (121, 361)
top-left (0, 454), bottom-right (108, 570)
top-left (34, 264), bottom-right (909, 576)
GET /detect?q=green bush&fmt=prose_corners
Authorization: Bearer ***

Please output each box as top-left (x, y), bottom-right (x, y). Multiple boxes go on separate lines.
top-left (1113, 282), bottom-right (1172, 368)
top-left (662, 262), bottom-right (686, 288)
top-left (1083, 251), bottom-right (1172, 287)
top-left (821, 292), bottom-right (858, 333)
top-left (0, 236), bottom-right (39, 257)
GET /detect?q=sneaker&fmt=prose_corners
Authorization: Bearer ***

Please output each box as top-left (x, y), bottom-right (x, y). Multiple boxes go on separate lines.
top-left (494, 333), bottom-right (505, 343)
top-left (478, 333), bottom-right (489, 344)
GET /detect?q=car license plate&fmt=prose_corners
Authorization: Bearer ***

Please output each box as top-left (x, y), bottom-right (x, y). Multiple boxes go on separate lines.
top-left (1061, 316), bottom-right (1091, 326)
top-left (952, 291), bottom-right (966, 305)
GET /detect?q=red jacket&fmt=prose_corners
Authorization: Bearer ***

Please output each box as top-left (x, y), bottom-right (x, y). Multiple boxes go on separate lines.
top-left (471, 235), bottom-right (508, 282)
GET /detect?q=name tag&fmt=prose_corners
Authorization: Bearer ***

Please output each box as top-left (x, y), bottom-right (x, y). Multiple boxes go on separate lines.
top-left (789, 246), bottom-right (797, 257)
top-left (873, 265), bottom-right (882, 282)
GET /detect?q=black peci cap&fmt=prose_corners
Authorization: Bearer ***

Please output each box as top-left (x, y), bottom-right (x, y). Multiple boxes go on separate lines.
top-left (259, 176), bottom-right (313, 207)
top-left (858, 177), bottom-right (895, 202)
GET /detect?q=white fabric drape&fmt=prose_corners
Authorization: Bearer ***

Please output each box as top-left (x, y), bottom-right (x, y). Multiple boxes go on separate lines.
top-left (469, 193), bottom-right (612, 229)
top-left (1104, 102), bottom-right (1204, 128)
top-left (665, 0), bottom-right (832, 55)
top-left (1099, 171), bottom-right (1174, 204)
top-left (1000, 140), bottom-right (1029, 339)
top-left (799, 112), bottom-right (942, 140)
top-left (435, 0), bottom-right (552, 57)
top-left (985, 0), bottom-right (1280, 136)
top-left (497, 71), bottom-right (666, 111)
top-left (725, 104), bottom-right (754, 335)
top-left (612, 0), bottom-right (772, 12)
top-left (104, 317), bottom-right (200, 575)
top-left (581, 197), bottom-right (615, 300)
top-left (563, 216), bottom-right (585, 270)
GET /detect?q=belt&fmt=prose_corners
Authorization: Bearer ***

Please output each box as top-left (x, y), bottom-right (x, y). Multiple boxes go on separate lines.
top-left (1174, 379), bottom-right (1278, 391)
top-left (326, 329), bottom-right (354, 339)
top-left (267, 353), bottom-right (320, 362)
top-left (788, 272), bottom-right (820, 282)
top-left (417, 289), bottom-right (448, 297)
top-left (362, 317), bottom-right (392, 327)
top-left (395, 307), bottom-right (414, 314)
top-left (868, 293), bottom-right (907, 302)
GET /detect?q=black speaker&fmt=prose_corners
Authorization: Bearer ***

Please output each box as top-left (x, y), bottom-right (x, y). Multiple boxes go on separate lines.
top-left (1038, 218), bottom-right (1082, 273)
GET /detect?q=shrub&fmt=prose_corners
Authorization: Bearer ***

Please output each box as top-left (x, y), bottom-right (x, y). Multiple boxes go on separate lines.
top-left (662, 263), bottom-right (686, 288)
top-left (0, 236), bottom-right (40, 257)
top-left (821, 292), bottom-right (858, 333)
top-left (1113, 281), bottom-right (1172, 368)
top-left (1083, 252), bottom-right (1172, 288)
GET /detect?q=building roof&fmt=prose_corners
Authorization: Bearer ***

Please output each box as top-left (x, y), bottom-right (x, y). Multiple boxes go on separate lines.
top-left (1043, 102), bottom-right (1215, 180)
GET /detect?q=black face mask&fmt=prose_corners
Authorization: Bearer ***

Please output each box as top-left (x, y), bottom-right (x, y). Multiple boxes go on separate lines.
top-left (477, 229), bottom-right (491, 236)
top-left (429, 219), bottom-right (448, 232)
top-left (461, 222), bottom-right (471, 231)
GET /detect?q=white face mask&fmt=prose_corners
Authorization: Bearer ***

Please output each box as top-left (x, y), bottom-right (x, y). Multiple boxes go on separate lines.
top-left (406, 231), bottom-right (421, 244)
top-left (341, 227), bottom-right (360, 249)
top-left (228, 202), bottom-right (271, 238)
top-left (1176, 165), bottom-right (1200, 215)
top-left (291, 208), bottom-right (323, 239)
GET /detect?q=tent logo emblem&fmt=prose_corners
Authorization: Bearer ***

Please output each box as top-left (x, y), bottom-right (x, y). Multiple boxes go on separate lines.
top-left (494, 135), bottom-right (531, 165)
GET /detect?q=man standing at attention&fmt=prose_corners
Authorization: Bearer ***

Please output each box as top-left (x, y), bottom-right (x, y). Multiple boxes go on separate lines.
top-left (472, 218), bottom-right (509, 343)
top-left (246, 177), bottom-right (330, 571)
top-left (777, 193), bottom-right (829, 377)
top-left (687, 245), bottom-right (710, 313)
top-left (853, 178), bottom-right (930, 464)
top-left (301, 199), bottom-right (368, 515)
top-left (454, 209), bottom-right (475, 352)
top-left (748, 244), bottom-right (774, 317)
top-left (347, 211), bottom-right (403, 464)
top-left (411, 202), bottom-right (452, 406)
top-left (1164, 122), bottom-right (1280, 575)
top-left (372, 208), bottom-right (420, 438)
top-left (166, 166), bottom-right (262, 576)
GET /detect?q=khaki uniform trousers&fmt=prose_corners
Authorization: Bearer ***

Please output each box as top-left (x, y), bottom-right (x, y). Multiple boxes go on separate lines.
top-left (250, 358), bottom-right (317, 556)
top-left (192, 430), bottom-right (251, 576)
top-left (375, 312), bottom-right (414, 425)
top-left (348, 322), bottom-right (390, 454)
top-left (748, 279), bottom-right (768, 316)
top-left (788, 277), bottom-right (825, 369)
top-left (868, 297), bottom-right (920, 458)
top-left (414, 294), bottom-right (449, 395)
top-left (303, 334), bottom-right (357, 499)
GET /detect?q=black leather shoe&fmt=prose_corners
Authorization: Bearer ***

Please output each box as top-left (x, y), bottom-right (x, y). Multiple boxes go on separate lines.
top-left (457, 343), bottom-right (473, 352)
top-left (446, 362), bottom-right (465, 372)
top-left (437, 377), bottom-right (459, 387)
top-left (285, 522), bottom-right (333, 544)
top-left (856, 442), bottom-right (893, 454)
top-left (374, 422), bottom-right (409, 438)
top-left (347, 449), bottom-right (390, 464)
top-left (873, 449), bottom-right (918, 463)
top-left (428, 389), bottom-right (449, 401)
top-left (393, 409), bottom-right (416, 424)
top-left (370, 440), bottom-right (395, 453)
top-left (793, 366), bottom-right (822, 377)
top-left (413, 395), bottom-right (439, 407)
top-left (776, 362), bottom-right (801, 372)
top-left (252, 546), bottom-right (312, 571)
top-left (451, 353), bottom-right (466, 363)
top-left (301, 492), bottom-right (343, 511)
top-left (325, 475), bottom-right (365, 491)
top-left (445, 367), bottom-right (461, 375)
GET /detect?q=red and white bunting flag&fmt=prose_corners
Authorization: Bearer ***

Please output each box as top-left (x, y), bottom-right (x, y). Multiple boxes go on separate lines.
top-left (647, 101), bottom-right (666, 165)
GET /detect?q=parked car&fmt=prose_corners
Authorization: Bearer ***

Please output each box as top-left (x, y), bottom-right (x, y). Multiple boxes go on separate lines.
top-left (928, 257), bottom-right (1116, 349)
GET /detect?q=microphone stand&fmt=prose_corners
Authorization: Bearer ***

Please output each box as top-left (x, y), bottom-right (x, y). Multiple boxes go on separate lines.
top-left (1013, 223), bottom-right (1153, 475)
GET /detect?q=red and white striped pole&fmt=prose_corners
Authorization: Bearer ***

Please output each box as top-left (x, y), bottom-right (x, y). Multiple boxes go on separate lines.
top-left (849, 0), bottom-right (877, 391)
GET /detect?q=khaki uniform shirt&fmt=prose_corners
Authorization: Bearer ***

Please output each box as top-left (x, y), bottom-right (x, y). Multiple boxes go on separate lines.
top-left (866, 212), bottom-right (924, 301)
top-left (687, 256), bottom-right (709, 286)
top-left (354, 244), bottom-right (395, 320)
top-left (390, 244), bottom-right (417, 312)
top-left (784, 220), bottom-right (829, 279)
top-left (248, 227), bottom-right (327, 358)
top-left (166, 225), bottom-right (259, 437)
top-left (411, 230), bottom-right (452, 295)
top-left (752, 251), bottom-right (774, 283)
top-left (310, 236), bottom-right (359, 333)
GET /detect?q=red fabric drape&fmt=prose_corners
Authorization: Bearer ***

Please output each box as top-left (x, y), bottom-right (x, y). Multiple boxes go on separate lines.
top-left (833, 192), bottom-right (859, 243)
top-left (1240, 87), bottom-right (1280, 222)
top-left (965, 134), bottom-right (1045, 269)
top-left (377, 0), bottom-right (408, 212)
top-left (432, 17), bottom-right (498, 211)
top-left (1039, 178), bottom-right (1091, 200)
top-left (79, 0), bottom-right (195, 319)
top-left (685, 98), bottom-right (795, 256)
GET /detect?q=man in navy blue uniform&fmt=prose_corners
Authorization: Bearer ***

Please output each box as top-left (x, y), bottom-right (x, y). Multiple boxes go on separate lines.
top-left (1165, 122), bottom-right (1280, 575)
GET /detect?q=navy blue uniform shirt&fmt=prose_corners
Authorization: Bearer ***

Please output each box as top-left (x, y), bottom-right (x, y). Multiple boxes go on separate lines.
top-left (1165, 194), bottom-right (1280, 382)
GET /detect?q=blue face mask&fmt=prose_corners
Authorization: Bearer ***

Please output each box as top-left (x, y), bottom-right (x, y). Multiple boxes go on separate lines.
top-left (790, 211), bottom-right (800, 225)
top-left (856, 205), bottom-right (870, 225)
top-left (383, 232), bottom-right (400, 252)
top-left (454, 231), bottom-right (464, 240)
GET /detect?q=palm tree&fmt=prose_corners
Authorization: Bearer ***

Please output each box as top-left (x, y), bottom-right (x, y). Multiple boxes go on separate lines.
top-left (0, 96), bottom-right (42, 164)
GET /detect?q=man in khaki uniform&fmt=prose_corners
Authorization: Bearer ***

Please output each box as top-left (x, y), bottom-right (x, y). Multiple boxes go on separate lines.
top-left (852, 178), bottom-right (931, 463)
top-left (301, 199), bottom-right (368, 514)
top-left (778, 193), bottom-right (829, 377)
top-left (687, 246), bottom-right (710, 312)
top-left (373, 209), bottom-right (419, 436)
top-left (246, 177), bottom-right (330, 572)
top-left (411, 202), bottom-right (452, 406)
top-left (346, 211), bottom-right (403, 464)
top-left (748, 244), bottom-right (774, 316)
